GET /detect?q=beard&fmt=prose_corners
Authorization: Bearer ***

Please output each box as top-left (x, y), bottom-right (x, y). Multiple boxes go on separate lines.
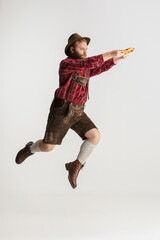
top-left (72, 50), bottom-right (86, 59)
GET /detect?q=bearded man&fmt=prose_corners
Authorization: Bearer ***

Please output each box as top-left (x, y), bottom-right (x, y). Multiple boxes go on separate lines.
top-left (15, 33), bottom-right (130, 189)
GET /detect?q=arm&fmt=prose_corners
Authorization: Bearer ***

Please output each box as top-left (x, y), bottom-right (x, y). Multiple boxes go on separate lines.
top-left (103, 49), bottom-right (130, 64)
top-left (61, 50), bottom-right (130, 73)
top-left (102, 51), bottom-right (113, 61)
top-left (90, 58), bottom-right (115, 77)
top-left (113, 52), bottom-right (130, 64)
top-left (90, 49), bottom-right (131, 77)
top-left (61, 54), bottom-right (104, 71)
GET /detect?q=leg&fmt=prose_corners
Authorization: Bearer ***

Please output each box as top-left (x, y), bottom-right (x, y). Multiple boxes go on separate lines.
top-left (65, 112), bottom-right (99, 188)
top-left (29, 139), bottom-right (56, 153)
top-left (39, 140), bottom-right (55, 152)
top-left (15, 140), bottom-right (56, 164)
top-left (15, 98), bottom-right (71, 164)
top-left (71, 113), bottom-right (101, 164)
top-left (84, 128), bottom-right (101, 146)
top-left (75, 128), bottom-right (101, 165)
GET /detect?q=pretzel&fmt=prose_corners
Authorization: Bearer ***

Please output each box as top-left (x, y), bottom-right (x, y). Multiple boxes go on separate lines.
top-left (123, 48), bottom-right (135, 54)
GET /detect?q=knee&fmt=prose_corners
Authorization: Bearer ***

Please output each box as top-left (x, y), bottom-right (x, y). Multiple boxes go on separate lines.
top-left (86, 128), bottom-right (101, 145)
top-left (93, 130), bottom-right (101, 145)
top-left (40, 141), bottom-right (55, 152)
top-left (43, 144), bottom-right (55, 152)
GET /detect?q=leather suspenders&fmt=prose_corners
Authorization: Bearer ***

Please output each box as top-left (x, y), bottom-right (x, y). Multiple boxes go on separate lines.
top-left (65, 70), bottom-right (90, 102)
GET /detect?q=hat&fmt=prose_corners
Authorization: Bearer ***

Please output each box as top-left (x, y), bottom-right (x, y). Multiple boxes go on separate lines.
top-left (65, 33), bottom-right (91, 56)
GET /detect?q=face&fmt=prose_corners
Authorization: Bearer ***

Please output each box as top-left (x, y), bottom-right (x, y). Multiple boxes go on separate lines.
top-left (70, 40), bottom-right (88, 59)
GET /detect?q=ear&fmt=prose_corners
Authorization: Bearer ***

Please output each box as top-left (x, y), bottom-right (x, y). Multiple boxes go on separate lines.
top-left (70, 46), bottom-right (74, 54)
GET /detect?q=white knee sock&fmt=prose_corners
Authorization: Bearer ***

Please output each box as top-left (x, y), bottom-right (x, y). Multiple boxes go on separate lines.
top-left (77, 140), bottom-right (95, 165)
top-left (30, 140), bottom-right (42, 153)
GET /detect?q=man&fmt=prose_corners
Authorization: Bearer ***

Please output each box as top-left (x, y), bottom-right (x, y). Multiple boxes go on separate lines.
top-left (15, 33), bottom-right (130, 189)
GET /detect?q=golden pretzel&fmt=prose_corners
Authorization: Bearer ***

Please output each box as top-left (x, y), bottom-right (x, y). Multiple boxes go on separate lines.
top-left (123, 48), bottom-right (135, 54)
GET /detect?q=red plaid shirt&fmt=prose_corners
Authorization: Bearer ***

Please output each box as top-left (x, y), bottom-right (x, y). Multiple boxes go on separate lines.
top-left (55, 54), bottom-right (115, 104)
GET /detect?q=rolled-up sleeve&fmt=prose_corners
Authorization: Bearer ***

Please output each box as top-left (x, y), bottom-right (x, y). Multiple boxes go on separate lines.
top-left (89, 58), bottom-right (115, 77)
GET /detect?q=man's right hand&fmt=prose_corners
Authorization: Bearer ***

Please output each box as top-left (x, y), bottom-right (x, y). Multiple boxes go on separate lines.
top-left (110, 50), bottom-right (124, 58)
top-left (112, 50), bottom-right (130, 64)
top-left (103, 50), bottom-right (124, 61)
top-left (102, 49), bottom-right (132, 62)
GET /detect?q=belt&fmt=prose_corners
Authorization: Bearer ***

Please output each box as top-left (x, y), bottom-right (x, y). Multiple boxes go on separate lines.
top-left (54, 96), bottom-right (84, 107)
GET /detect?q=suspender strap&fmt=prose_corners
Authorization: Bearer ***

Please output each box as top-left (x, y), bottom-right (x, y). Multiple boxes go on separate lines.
top-left (86, 69), bottom-right (90, 100)
top-left (65, 72), bottom-right (90, 101)
top-left (66, 72), bottom-right (77, 101)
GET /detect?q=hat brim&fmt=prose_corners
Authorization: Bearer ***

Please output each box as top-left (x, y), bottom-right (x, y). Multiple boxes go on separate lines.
top-left (65, 37), bottom-right (90, 56)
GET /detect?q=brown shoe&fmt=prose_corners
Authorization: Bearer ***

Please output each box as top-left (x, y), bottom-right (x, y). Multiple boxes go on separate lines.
top-left (15, 142), bottom-right (34, 164)
top-left (65, 160), bottom-right (84, 189)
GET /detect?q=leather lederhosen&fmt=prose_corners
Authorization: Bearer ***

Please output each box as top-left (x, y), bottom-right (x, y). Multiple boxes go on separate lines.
top-left (43, 71), bottom-right (97, 144)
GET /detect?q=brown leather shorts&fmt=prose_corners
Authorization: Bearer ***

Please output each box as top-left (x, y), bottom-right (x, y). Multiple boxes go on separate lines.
top-left (42, 97), bottom-right (97, 145)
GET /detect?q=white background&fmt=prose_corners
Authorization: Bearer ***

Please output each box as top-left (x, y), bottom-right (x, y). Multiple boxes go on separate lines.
top-left (1, 0), bottom-right (160, 239)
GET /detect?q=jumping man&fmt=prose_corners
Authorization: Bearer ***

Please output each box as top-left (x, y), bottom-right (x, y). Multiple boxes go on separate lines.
top-left (15, 33), bottom-right (131, 189)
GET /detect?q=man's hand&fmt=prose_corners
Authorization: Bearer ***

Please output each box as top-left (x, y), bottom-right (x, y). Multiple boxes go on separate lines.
top-left (110, 50), bottom-right (124, 58)
top-left (103, 50), bottom-right (124, 61)
top-left (113, 52), bottom-right (130, 64)
top-left (103, 48), bottom-right (134, 63)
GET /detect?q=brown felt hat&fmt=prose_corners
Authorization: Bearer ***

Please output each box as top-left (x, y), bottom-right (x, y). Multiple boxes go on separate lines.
top-left (65, 33), bottom-right (90, 56)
